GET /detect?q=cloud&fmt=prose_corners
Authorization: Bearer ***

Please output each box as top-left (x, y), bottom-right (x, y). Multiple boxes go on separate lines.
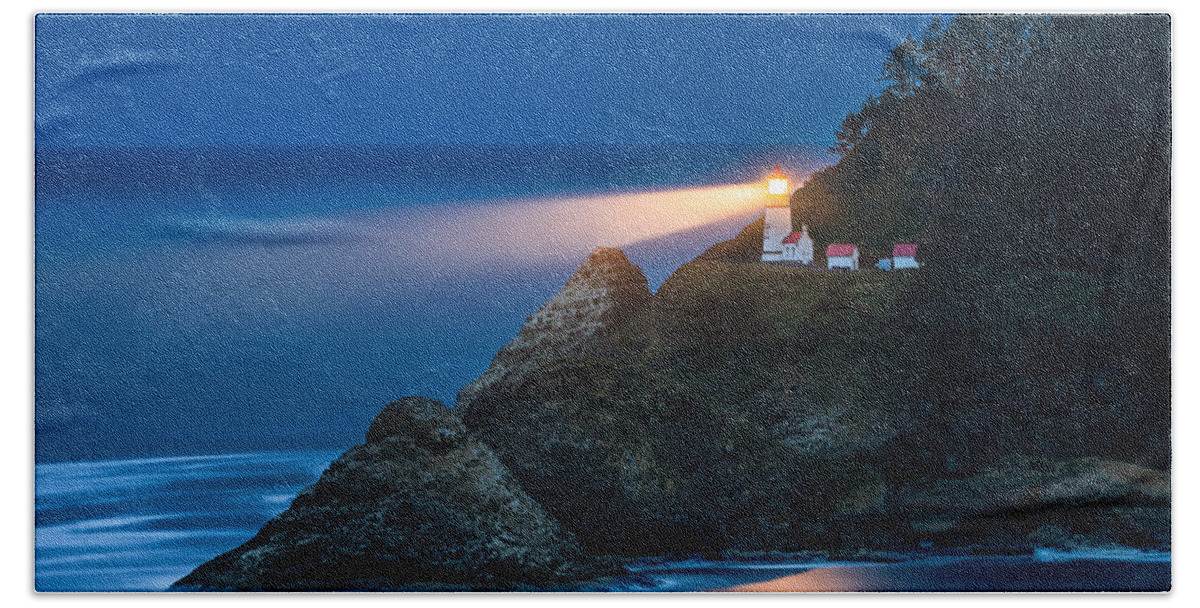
top-left (76, 50), bottom-right (182, 81)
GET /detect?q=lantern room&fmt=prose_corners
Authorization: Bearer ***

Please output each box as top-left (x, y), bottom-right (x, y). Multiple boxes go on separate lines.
top-left (767, 165), bottom-right (789, 195)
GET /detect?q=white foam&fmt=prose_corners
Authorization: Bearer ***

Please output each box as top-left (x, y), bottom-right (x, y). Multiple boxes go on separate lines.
top-left (1033, 546), bottom-right (1171, 563)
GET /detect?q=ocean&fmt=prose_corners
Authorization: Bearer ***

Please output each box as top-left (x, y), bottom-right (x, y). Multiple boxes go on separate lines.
top-left (34, 449), bottom-right (342, 591)
top-left (34, 449), bottom-right (1171, 592)
top-left (609, 552), bottom-right (1172, 592)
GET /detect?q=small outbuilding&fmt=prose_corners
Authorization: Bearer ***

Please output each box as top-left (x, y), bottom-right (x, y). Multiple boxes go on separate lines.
top-left (892, 244), bottom-right (920, 269)
top-left (826, 243), bottom-right (859, 271)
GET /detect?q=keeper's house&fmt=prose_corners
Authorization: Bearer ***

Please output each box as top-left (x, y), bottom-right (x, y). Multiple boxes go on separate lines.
top-left (780, 225), bottom-right (814, 264)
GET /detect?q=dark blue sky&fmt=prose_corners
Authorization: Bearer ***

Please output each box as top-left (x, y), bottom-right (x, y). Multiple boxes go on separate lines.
top-left (36, 13), bottom-right (938, 148)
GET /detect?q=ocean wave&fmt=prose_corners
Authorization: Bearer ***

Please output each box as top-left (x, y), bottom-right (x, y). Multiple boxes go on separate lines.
top-left (1033, 547), bottom-right (1171, 563)
top-left (154, 216), bottom-right (357, 246)
top-left (35, 449), bottom-right (341, 591)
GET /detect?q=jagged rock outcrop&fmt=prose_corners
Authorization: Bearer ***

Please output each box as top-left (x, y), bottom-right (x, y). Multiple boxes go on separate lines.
top-left (173, 397), bottom-right (591, 591)
top-left (459, 257), bottom-right (888, 556)
top-left (174, 235), bottom-right (1169, 589)
top-left (456, 247), bottom-right (651, 411)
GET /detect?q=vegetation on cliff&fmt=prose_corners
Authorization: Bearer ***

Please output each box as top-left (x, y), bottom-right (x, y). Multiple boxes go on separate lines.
top-left (459, 14), bottom-right (1170, 560)
top-left (795, 14), bottom-right (1170, 270)
top-left (462, 249), bottom-right (1168, 557)
top-left (789, 15), bottom-right (1170, 463)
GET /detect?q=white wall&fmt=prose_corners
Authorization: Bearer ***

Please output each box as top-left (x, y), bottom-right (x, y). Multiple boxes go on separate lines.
top-left (797, 237), bottom-right (814, 264)
top-left (762, 206), bottom-right (790, 253)
top-left (827, 255), bottom-right (857, 270)
top-left (782, 237), bottom-right (814, 264)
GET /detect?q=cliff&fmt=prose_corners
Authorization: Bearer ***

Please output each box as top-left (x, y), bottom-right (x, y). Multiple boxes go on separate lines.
top-left (178, 238), bottom-right (1169, 590)
top-left (173, 397), bottom-right (593, 591)
top-left (459, 237), bottom-right (1170, 557)
top-left (893, 455), bottom-right (1169, 550)
top-left (164, 13), bottom-right (1169, 588)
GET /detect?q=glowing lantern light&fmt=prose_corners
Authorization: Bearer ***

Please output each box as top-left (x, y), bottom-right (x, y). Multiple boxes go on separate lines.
top-left (768, 164), bottom-right (789, 196)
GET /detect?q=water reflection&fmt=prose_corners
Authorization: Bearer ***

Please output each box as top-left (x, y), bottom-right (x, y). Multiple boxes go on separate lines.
top-left (718, 556), bottom-right (1173, 592)
top-left (726, 565), bottom-right (894, 592)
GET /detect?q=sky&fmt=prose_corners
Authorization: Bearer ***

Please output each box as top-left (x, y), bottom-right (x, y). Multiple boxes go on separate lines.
top-left (35, 13), bottom-right (939, 148)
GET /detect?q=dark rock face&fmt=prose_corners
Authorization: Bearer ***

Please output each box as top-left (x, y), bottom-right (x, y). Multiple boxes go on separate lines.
top-left (460, 261), bottom-right (904, 556)
top-left (365, 396), bottom-right (465, 445)
top-left (456, 247), bottom-right (651, 411)
top-left (173, 397), bottom-right (588, 591)
top-left (178, 235), bottom-right (1170, 588)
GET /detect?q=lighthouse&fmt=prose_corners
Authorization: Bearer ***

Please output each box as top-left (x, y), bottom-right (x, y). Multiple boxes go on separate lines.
top-left (761, 165), bottom-right (791, 262)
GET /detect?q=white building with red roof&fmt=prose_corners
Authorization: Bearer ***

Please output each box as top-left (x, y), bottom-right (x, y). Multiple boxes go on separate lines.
top-left (780, 225), bottom-right (814, 264)
top-left (826, 243), bottom-right (859, 270)
top-left (892, 244), bottom-right (920, 269)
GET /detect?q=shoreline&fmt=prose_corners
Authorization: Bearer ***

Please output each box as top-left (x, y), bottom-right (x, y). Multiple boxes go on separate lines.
top-left (35, 445), bottom-right (1171, 592)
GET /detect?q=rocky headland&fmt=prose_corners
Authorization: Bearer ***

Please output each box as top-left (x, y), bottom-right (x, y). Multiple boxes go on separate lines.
top-left (176, 235), bottom-right (1170, 590)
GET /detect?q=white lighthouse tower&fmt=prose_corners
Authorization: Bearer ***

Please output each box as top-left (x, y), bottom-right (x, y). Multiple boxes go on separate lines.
top-left (761, 165), bottom-right (791, 262)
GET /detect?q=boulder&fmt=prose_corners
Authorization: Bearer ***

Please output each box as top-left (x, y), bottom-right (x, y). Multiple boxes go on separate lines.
top-left (173, 397), bottom-right (590, 591)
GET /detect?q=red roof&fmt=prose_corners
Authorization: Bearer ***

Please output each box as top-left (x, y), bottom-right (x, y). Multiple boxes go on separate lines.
top-left (769, 164), bottom-right (787, 180)
top-left (893, 244), bottom-right (919, 257)
top-left (826, 243), bottom-right (857, 257)
top-left (782, 232), bottom-right (807, 244)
